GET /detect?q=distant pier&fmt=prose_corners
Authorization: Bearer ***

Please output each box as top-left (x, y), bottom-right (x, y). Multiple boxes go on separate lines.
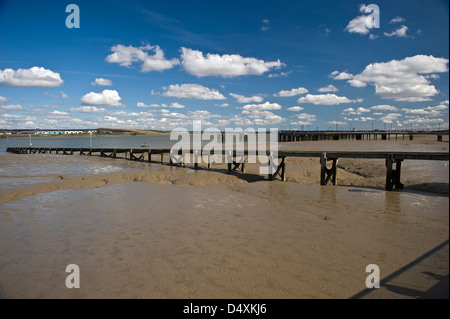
top-left (6, 146), bottom-right (449, 191)
top-left (277, 130), bottom-right (449, 142)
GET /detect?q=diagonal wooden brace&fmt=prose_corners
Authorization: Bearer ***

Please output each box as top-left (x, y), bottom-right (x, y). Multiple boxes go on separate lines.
top-left (269, 157), bottom-right (286, 181)
top-left (228, 157), bottom-right (245, 174)
top-left (320, 153), bottom-right (338, 185)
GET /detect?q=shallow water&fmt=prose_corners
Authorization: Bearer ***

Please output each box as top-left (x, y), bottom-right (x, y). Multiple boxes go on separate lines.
top-left (0, 136), bottom-right (448, 298)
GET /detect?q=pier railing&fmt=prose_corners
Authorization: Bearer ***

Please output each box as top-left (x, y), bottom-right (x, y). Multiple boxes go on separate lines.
top-left (6, 147), bottom-right (449, 191)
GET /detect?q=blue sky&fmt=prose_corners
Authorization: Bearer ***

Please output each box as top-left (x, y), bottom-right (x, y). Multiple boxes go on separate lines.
top-left (0, 0), bottom-right (449, 131)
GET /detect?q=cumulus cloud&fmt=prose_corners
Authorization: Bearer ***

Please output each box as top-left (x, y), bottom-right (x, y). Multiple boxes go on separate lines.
top-left (330, 71), bottom-right (354, 80)
top-left (162, 84), bottom-right (226, 100)
top-left (379, 113), bottom-right (402, 123)
top-left (293, 113), bottom-right (317, 125)
top-left (242, 102), bottom-right (282, 111)
top-left (106, 44), bottom-right (179, 72)
top-left (287, 106), bottom-right (304, 111)
top-left (215, 103), bottom-right (229, 107)
top-left (69, 106), bottom-right (108, 113)
top-left (343, 107), bottom-right (371, 115)
top-left (0, 67), bottom-right (63, 87)
top-left (267, 72), bottom-right (290, 78)
top-left (81, 89), bottom-right (124, 107)
top-left (370, 105), bottom-right (398, 111)
top-left (390, 17), bottom-right (406, 24)
top-left (180, 47), bottom-right (284, 77)
top-left (273, 87), bottom-right (308, 97)
top-left (44, 91), bottom-right (68, 98)
top-left (0, 96), bottom-right (8, 104)
top-left (344, 116), bottom-right (375, 122)
top-left (92, 78), bottom-right (113, 86)
top-left (48, 110), bottom-right (69, 117)
top-left (345, 15), bottom-right (371, 35)
top-left (384, 25), bottom-right (409, 37)
top-left (318, 84), bottom-right (338, 92)
top-left (297, 94), bottom-right (362, 105)
top-left (349, 55), bottom-right (449, 101)
top-left (137, 102), bottom-right (185, 108)
top-left (0, 104), bottom-right (24, 111)
top-left (345, 4), bottom-right (380, 36)
top-left (230, 93), bottom-right (264, 103)
top-left (241, 109), bottom-right (284, 125)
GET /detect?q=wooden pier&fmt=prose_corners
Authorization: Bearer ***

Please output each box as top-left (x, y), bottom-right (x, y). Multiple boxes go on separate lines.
top-left (6, 147), bottom-right (449, 191)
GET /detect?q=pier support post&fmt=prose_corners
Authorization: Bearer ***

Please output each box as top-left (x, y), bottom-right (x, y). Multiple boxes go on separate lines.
top-left (385, 155), bottom-right (404, 191)
top-left (268, 157), bottom-right (286, 181)
top-left (320, 153), bottom-right (338, 185)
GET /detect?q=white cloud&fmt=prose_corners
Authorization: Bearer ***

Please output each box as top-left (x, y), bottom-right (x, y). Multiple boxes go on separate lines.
top-left (389, 16), bottom-right (406, 24)
top-left (230, 93), bottom-right (264, 103)
top-left (401, 103), bottom-right (448, 117)
top-left (242, 101), bottom-right (282, 111)
top-left (401, 108), bottom-right (431, 115)
top-left (379, 113), bottom-right (402, 123)
top-left (343, 107), bottom-right (371, 115)
top-left (290, 113), bottom-right (317, 125)
top-left (0, 67), bottom-right (63, 87)
top-left (0, 104), bottom-right (24, 111)
top-left (81, 89), bottom-right (124, 107)
top-left (345, 15), bottom-right (370, 35)
top-left (261, 19), bottom-right (270, 31)
top-left (328, 121), bottom-right (347, 125)
top-left (162, 84), bottom-right (226, 100)
top-left (92, 78), bottom-right (113, 86)
top-left (384, 25), bottom-right (409, 37)
top-left (180, 47), bottom-right (284, 77)
top-left (402, 117), bottom-right (445, 125)
top-left (318, 84), bottom-right (338, 92)
top-left (344, 4), bottom-right (379, 35)
top-left (241, 109), bottom-right (284, 125)
top-left (273, 87), bottom-right (308, 97)
top-left (345, 116), bottom-right (375, 122)
top-left (287, 106), bottom-right (304, 111)
top-left (268, 72), bottom-right (290, 78)
top-left (371, 105), bottom-right (398, 111)
top-left (45, 91), bottom-right (68, 98)
top-left (350, 55), bottom-right (449, 101)
top-left (49, 110), bottom-right (69, 117)
top-left (215, 103), bottom-right (229, 107)
top-left (137, 102), bottom-right (185, 108)
top-left (297, 94), bottom-right (362, 105)
top-left (426, 100), bottom-right (449, 111)
top-left (296, 113), bottom-right (317, 122)
top-left (0, 96), bottom-right (8, 104)
top-left (69, 106), bottom-right (108, 114)
top-left (106, 44), bottom-right (179, 72)
top-left (331, 71), bottom-right (354, 80)
top-left (347, 79), bottom-right (367, 87)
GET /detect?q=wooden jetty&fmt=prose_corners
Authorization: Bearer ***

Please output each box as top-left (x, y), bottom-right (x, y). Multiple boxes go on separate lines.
top-left (6, 147), bottom-right (449, 191)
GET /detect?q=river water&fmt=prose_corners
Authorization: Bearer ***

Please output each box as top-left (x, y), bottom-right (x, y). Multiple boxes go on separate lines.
top-left (0, 134), bottom-right (448, 298)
